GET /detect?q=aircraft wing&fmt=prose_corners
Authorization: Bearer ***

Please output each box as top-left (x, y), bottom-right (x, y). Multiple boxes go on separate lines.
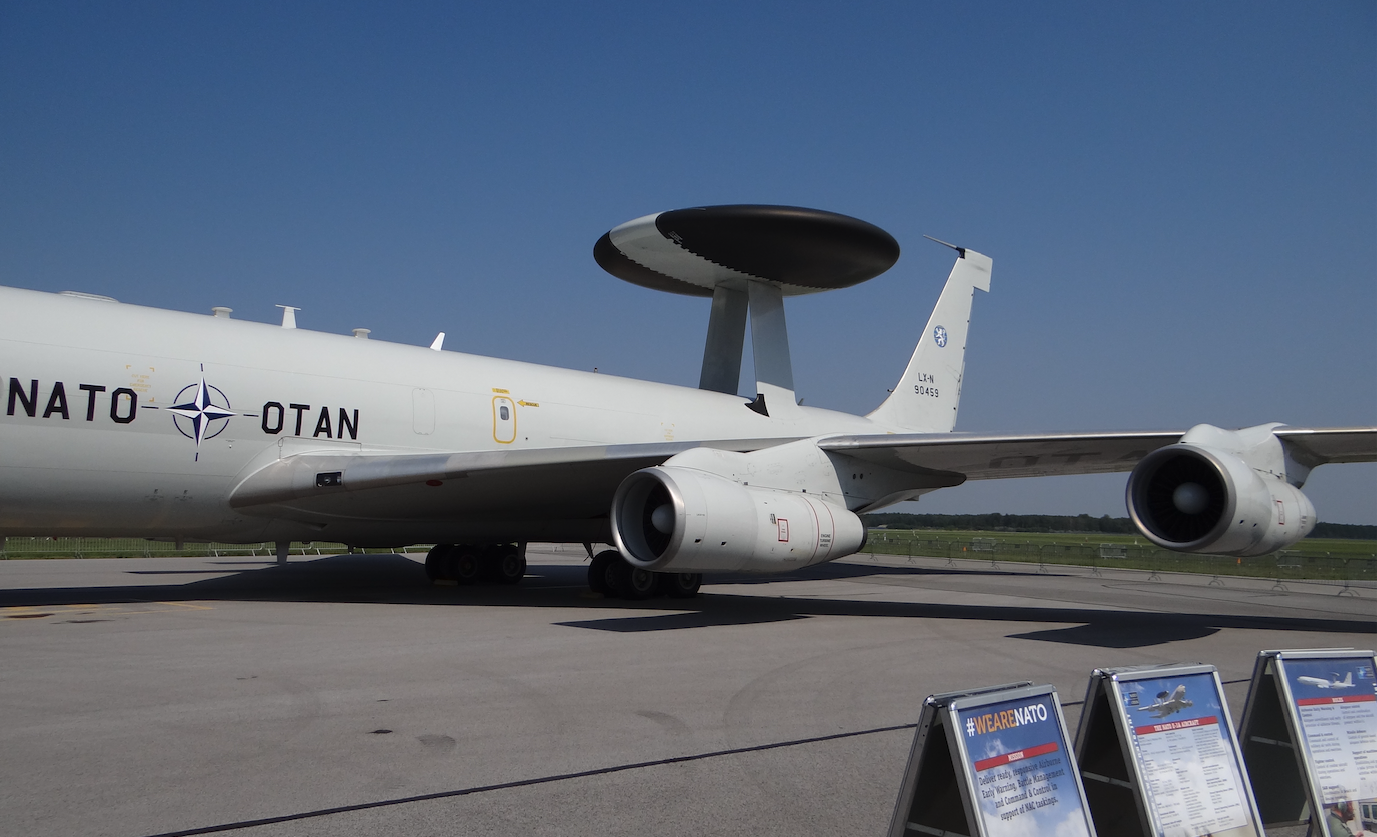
top-left (817, 430), bottom-right (1184, 481)
top-left (230, 439), bottom-right (779, 509)
top-left (1271, 427), bottom-right (1377, 466)
top-left (232, 430), bottom-right (1183, 515)
top-left (817, 426), bottom-right (1377, 482)
top-left (233, 426), bottom-right (1377, 514)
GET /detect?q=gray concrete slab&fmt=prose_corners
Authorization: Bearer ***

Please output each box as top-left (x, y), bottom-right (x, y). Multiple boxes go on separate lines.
top-left (1, 546), bottom-right (1372, 837)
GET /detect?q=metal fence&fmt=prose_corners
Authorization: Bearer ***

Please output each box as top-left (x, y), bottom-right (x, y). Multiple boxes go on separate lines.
top-left (3, 533), bottom-right (1374, 588)
top-left (861, 531), bottom-right (1377, 585)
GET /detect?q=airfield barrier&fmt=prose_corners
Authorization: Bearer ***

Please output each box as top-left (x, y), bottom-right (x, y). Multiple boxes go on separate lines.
top-left (2, 533), bottom-right (1374, 586)
top-left (860, 530), bottom-right (1377, 585)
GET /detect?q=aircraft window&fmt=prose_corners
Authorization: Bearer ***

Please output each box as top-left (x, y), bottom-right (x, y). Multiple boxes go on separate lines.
top-left (499, 406), bottom-right (510, 421)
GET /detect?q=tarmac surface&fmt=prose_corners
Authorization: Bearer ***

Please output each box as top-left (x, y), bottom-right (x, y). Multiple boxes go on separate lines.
top-left (1, 546), bottom-right (1373, 837)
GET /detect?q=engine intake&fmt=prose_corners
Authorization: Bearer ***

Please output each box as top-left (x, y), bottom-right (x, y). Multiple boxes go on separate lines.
top-left (1126, 443), bottom-right (1314, 557)
top-left (1134, 449), bottom-right (1228, 544)
top-left (611, 465), bottom-right (866, 573)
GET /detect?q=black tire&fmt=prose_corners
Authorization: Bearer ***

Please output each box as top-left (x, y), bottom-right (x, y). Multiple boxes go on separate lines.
top-left (588, 550), bottom-right (619, 595)
top-left (660, 572), bottom-right (702, 599)
top-left (425, 544), bottom-right (453, 582)
top-left (492, 549), bottom-right (526, 585)
top-left (611, 559), bottom-right (657, 600)
top-left (453, 547), bottom-right (482, 585)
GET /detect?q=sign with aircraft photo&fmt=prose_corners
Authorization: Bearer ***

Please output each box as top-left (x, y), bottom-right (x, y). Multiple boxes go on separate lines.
top-left (1281, 655), bottom-right (1377, 836)
top-left (1118, 671), bottom-right (1258, 837)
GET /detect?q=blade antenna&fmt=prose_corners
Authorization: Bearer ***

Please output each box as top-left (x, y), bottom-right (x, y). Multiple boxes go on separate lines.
top-left (923, 235), bottom-right (967, 258)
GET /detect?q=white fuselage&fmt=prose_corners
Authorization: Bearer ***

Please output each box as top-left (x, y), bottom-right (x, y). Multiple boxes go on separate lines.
top-left (0, 287), bottom-right (892, 543)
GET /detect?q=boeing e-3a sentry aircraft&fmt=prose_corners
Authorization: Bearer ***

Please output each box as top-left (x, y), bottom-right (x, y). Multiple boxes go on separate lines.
top-left (1296, 672), bottom-right (1355, 690)
top-left (1139, 685), bottom-right (1193, 719)
top-left (1, 205), bottom-right (1373, 599)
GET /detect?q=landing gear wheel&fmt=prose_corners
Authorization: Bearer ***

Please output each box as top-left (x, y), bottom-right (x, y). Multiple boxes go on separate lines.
top-left (452, 547), bottom-right (482, 585)
top-left (660, 572), bottom-right (702, 599)
top-left (424, 544), bottom-right (452, 582)
top-left (491, 549), bottom-right (526, 585)
top-left (588, 550), bottom-right (619, 595)
top-left (612, 560), bottom-right (657, 600)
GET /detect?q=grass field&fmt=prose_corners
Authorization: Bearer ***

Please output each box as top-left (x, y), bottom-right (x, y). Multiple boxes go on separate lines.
top-left (1, 531), bottom-right (1374, 583)
top-left (862, 528), bottom-right (1377, 583)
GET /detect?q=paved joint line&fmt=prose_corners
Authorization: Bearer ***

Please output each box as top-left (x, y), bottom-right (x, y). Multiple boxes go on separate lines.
top-left (131, 680), bottom-right (1259, 837)
top-left (136, 685), bottom-right (1156, 837)
top-left (138, 723), bottom-right (920, 837)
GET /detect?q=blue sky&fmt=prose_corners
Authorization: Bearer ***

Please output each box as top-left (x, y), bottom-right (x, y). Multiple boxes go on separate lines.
top-left (2, 2), bottom-right (1373, 522)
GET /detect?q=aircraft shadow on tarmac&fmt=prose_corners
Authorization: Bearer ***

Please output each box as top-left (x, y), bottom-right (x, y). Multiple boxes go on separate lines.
top-left (1, 553), bottom-right (1371, 649)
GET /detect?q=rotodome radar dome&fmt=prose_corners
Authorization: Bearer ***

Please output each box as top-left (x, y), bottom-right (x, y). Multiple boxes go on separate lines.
top-left (594, 205), bottom-right (901, 297)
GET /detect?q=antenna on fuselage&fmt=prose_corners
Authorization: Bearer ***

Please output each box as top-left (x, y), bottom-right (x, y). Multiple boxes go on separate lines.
top-left (276, 305), bottom-right (300, 329)
top-left (922, 235), bottom-right (967, 258)
top-left (593, 205), bottom-right (900, 417)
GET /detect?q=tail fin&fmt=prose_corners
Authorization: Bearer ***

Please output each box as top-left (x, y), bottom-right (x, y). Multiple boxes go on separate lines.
top-left (867, 243), bottom-right (991, 432)
top-left (1341, 672), bottom-right (1353, 687)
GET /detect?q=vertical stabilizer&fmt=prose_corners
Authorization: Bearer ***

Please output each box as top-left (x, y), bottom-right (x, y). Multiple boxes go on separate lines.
top-left (867, 245), bottom-right (991, 432)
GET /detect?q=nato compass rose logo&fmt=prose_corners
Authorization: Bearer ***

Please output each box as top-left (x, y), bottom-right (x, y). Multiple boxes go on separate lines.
top-left (933, 325), bottom-right (948, 347)
top-left (148, 366), bottom-right (257, 460)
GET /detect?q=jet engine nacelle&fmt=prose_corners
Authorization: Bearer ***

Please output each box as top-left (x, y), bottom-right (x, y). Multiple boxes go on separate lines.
top-left (610, 465), bottom-right (867, 573)
top-left (1126, 440), bottom-right (1315, 557)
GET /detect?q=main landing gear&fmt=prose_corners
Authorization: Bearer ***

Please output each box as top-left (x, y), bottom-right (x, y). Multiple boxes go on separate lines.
top-left (587, 550), bottom-right (701, 600)
top-left (425, 543), bottom-right (527, 586)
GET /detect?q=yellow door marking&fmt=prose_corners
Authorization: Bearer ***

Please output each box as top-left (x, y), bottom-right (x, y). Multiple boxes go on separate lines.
top-left (492, 396), bottom-right (517, 444)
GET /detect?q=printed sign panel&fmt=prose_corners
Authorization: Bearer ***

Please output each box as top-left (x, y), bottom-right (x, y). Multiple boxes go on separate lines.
top-left (1281, 656), bottom-right (1377, 836)
top-left (953, 691), bottom-right (1093, 837)
top-left (1119, 672), bottom-right (1257, 837)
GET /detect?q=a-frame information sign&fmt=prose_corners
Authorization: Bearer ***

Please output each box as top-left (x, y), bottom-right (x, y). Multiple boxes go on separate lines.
top-left (1073, 663), bottom-right (1262, 837)
top-left (887, 681), bottom-right (1096, 837)
top-left (1238, 648), bottom-right (1377, 836)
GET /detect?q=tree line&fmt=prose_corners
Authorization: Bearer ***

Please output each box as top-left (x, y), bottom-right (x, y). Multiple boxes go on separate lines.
top-left (860, 513), bottom-right (1376, 541)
